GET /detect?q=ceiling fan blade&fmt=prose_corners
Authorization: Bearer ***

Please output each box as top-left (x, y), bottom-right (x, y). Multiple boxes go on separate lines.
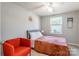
top-left (32, 4), bottom-right (45, 10)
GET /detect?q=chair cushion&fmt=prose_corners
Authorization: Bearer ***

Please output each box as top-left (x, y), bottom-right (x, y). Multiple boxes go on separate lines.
top-left (5, 38), bottom-right (20, 47)
top-left (14, 46), bottom-right (31, 56)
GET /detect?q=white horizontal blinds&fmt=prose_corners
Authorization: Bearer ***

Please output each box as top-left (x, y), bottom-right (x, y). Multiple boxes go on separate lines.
top-left (50, 16), bottom-right (63, 34)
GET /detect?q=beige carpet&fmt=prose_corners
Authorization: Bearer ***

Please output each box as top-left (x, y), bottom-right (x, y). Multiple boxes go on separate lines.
top-left (31, 49), bottom-right (48, 56)
top-left (69, 45), bottom-right (79, 56)
top-left (31, 45), bottom-right (79, 56)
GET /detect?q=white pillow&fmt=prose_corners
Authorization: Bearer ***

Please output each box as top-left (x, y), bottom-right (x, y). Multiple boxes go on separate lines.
top-left (30, 32), bottom-right (43, 39)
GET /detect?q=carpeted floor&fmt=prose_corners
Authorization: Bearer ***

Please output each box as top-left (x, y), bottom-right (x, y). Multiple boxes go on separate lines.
top-left (69, 45), bottom-right (79, 56)
top-left (31, 45), bottom-right (79, 56)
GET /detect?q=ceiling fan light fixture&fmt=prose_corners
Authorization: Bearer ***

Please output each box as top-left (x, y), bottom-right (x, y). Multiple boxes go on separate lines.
top-left (48, 7), bottom-right (53, 12)
top-left (47, 2), bottom-right (63, 12)
top-left (52, 3), bottom-right (59, 7)
top-left (47, 2), bottom-right (64, 7)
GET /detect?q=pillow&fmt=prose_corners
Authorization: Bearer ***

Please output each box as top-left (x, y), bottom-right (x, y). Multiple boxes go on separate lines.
top-left (30, 32), bottom-right (43, 39)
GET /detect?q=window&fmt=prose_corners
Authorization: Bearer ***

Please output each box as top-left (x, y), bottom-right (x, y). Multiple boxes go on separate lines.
top-left (50, 16), bottom-right (63, 34)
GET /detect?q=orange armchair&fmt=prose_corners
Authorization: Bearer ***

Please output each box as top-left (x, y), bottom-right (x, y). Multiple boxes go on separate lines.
top-left (3, 38), bottom-right (31, 56)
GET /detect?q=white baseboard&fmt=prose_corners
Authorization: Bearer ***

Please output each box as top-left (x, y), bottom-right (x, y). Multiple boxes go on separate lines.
top-left (68, 43), bottom-right (79, 47)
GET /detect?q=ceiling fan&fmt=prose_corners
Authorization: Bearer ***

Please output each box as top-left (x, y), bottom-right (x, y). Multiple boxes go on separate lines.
top-left (33, 2), bottom-right (64, 12)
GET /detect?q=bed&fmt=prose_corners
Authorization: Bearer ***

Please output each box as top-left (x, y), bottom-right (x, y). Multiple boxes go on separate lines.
top-left (27, 30), bottom-right (70, 56)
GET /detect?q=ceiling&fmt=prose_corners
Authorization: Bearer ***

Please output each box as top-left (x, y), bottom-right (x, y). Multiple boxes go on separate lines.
top-left (15, 2), bottom-right (79, 16)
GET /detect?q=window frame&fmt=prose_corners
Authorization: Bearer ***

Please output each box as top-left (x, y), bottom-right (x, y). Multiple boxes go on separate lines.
top-left (50, 16), bottom-right (63, 34)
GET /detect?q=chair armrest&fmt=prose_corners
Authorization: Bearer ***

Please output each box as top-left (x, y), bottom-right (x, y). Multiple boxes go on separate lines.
top-left (3, 42), bottom-right (14, 56)
top-left (20, 38), bottom-right (31, 47)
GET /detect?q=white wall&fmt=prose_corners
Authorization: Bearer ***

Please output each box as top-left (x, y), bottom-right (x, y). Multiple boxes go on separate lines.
top-left (40, 11), bottom-right (79, 44)
top-left (77, 12), bottom-right (79, 44)
top-left (1, 2), bottom-right (40, 41)
top-left (78, 19), bottom-right (79, 44)
top-left (40, 16), bottom-right (51, 34)
top-left (0, 3), bottom-right (1, 56)
top-left (62, 11), bottom-right (78, 44)
top-left (0, 3), bottom-right (1, 40)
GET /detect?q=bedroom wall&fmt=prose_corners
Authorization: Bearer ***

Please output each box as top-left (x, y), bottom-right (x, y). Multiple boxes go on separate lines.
top-left (0, 3), bottom-right (1, 56)
top-left (0, 3), bottom-right (1, 40)
top-left (1, 2), bottom-right (40, 41)
top-left (77, 12), bottom-right (79, 44)
top-left (40, 16), bottom-right (51, 34)
top-left (40, 11), bottom-right (79, 45)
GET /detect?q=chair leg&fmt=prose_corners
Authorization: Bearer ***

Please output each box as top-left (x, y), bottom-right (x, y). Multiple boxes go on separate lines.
top-left (28, 49), bottom-right (31, 56)
top-left (30, 49), bottom-right (31, 56)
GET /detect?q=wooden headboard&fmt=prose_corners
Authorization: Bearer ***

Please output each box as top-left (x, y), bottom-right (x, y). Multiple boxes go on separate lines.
top-left (26, 30), bottom-right (41, 39)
